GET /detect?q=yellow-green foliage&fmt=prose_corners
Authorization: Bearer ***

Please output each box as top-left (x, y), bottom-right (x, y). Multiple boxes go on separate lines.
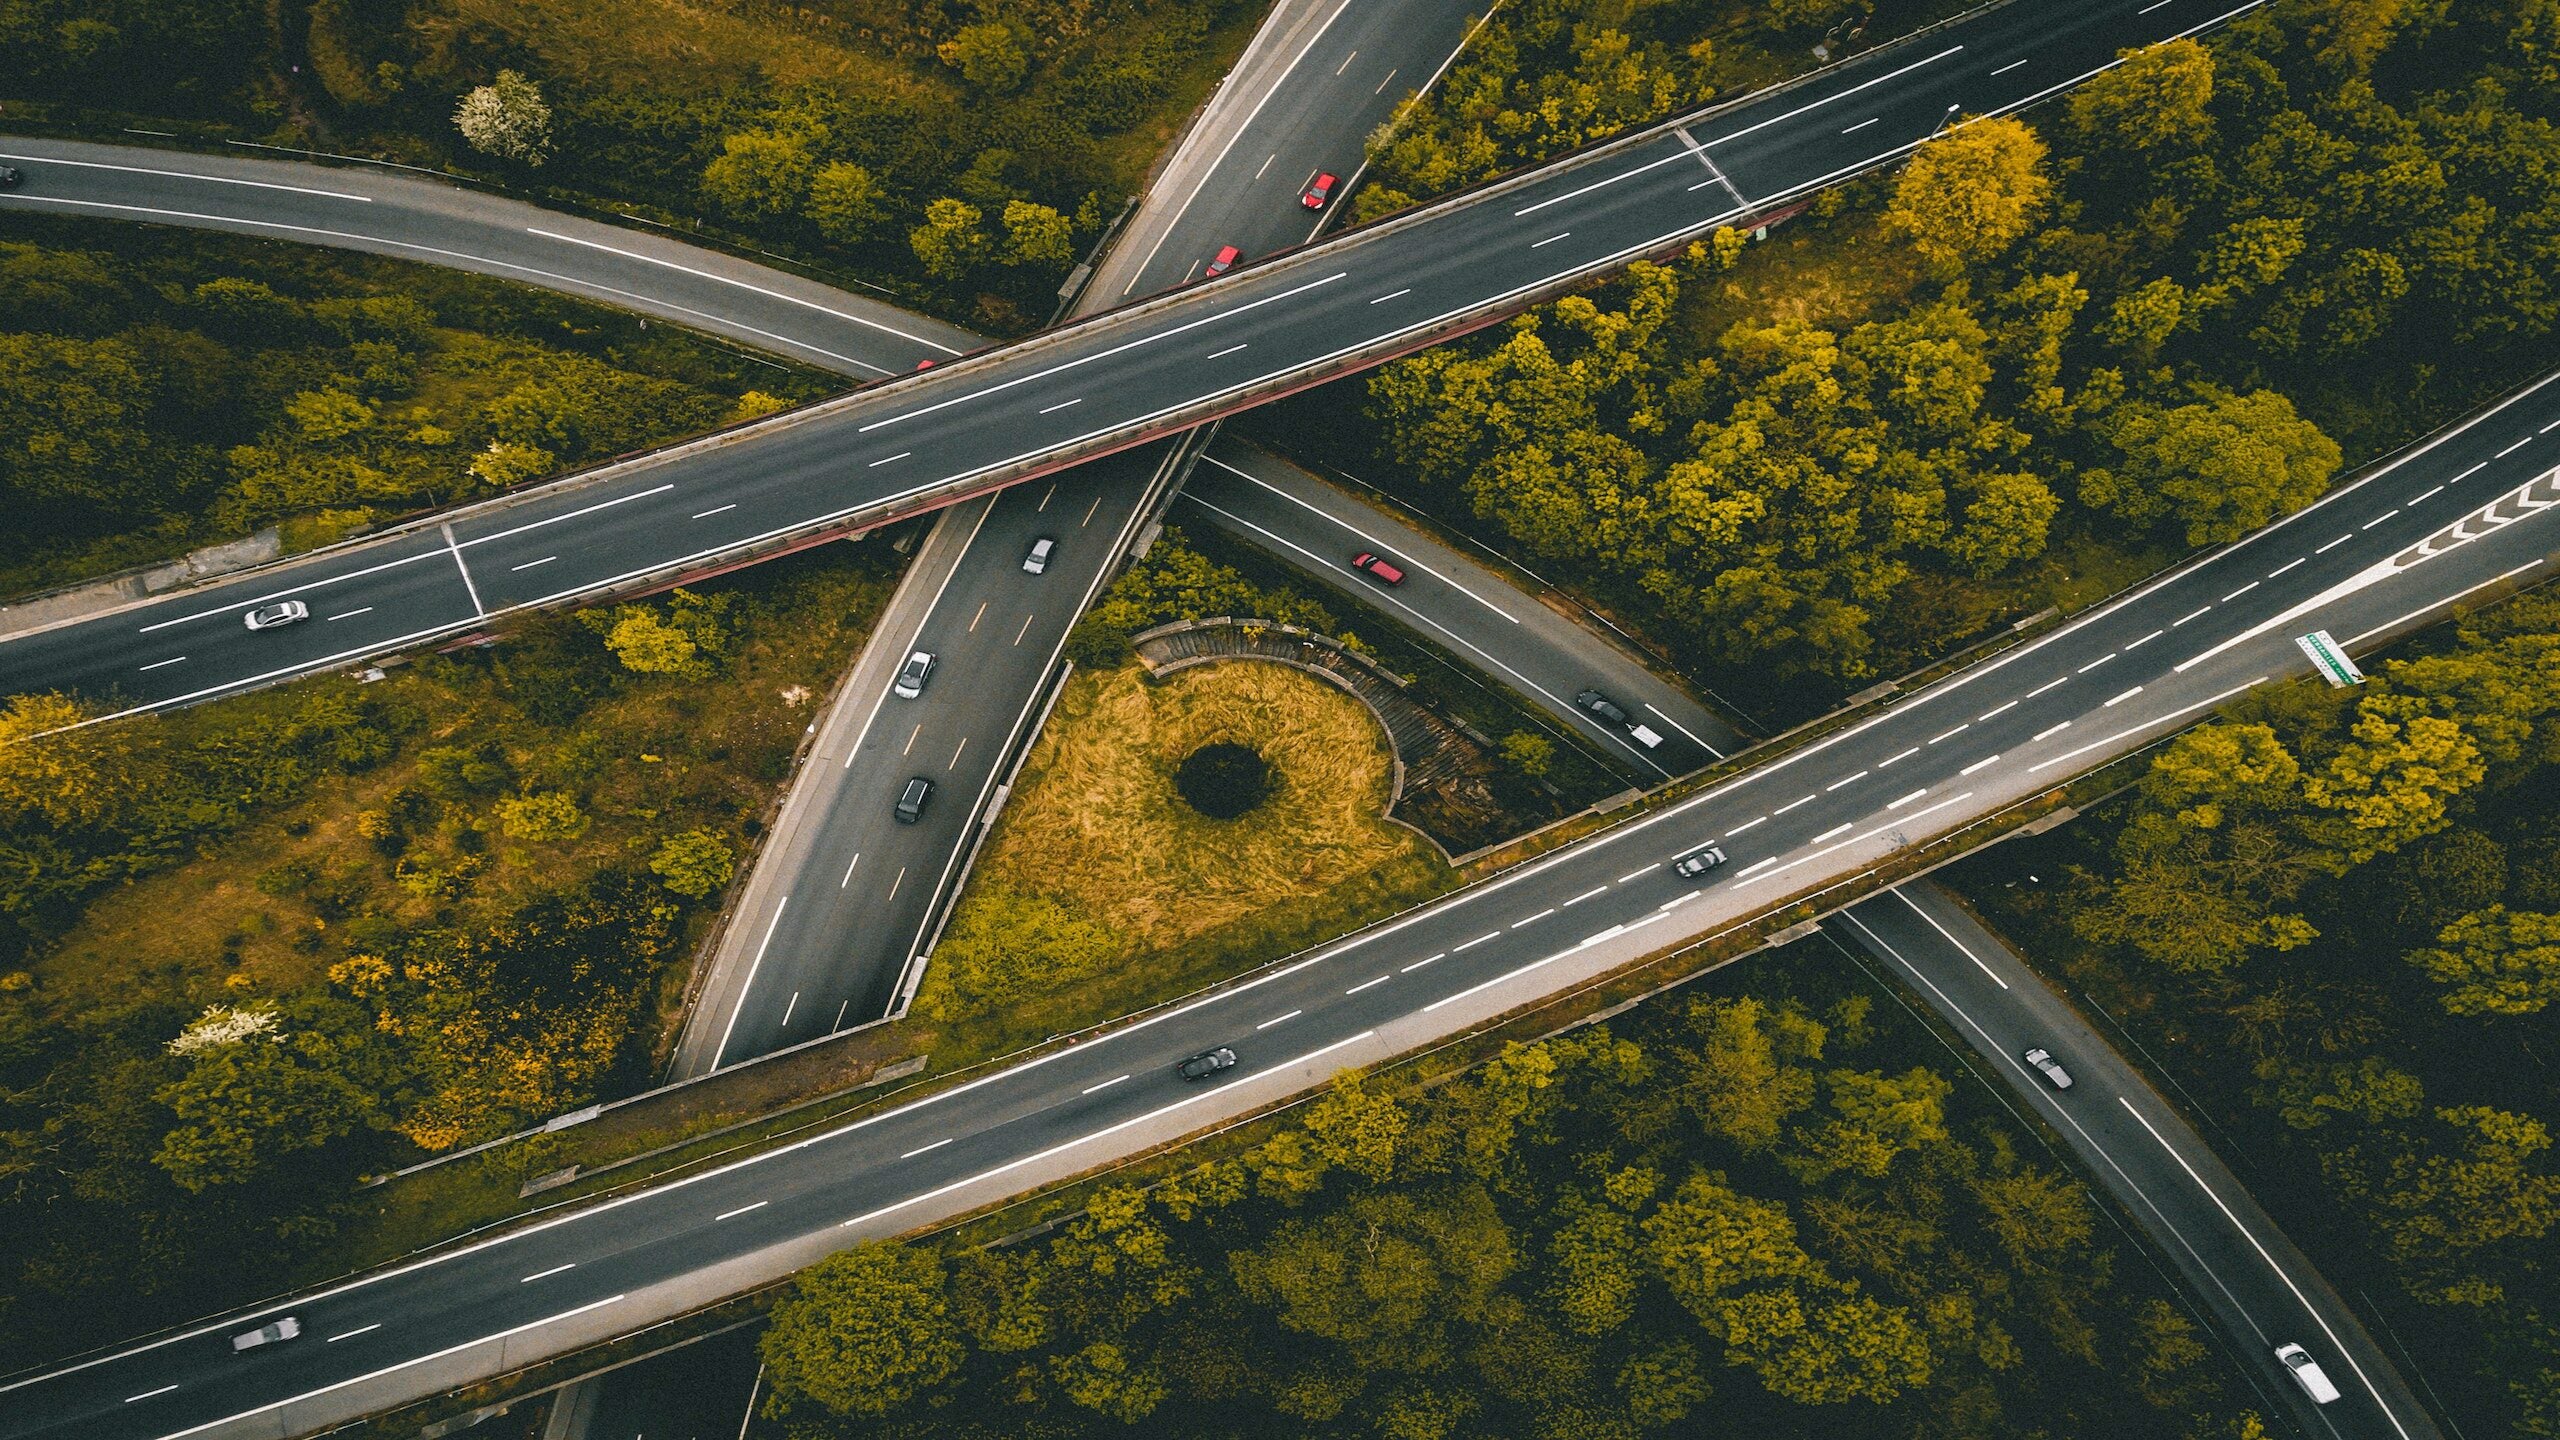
top-left (921, 661), bottom-right (1446, 1021)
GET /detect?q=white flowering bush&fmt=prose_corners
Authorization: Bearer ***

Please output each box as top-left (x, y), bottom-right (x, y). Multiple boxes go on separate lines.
top-left (168, 1003), bottom-right (282, 1057)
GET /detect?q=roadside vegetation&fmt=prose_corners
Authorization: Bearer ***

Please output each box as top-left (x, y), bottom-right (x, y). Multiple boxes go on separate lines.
top-left (919, 659), bottom-right (1453, 1050)
top-left (1317, 0), bottom-right (2560, 722)
top-left (0, 541), bottom-right (899, 1367)
top-left (757, 948), bottom-right (2265, 1438)
top-left (0, 0), bottom-right (1262, 326)
top-left (0, 215), bottom-right (829, 596)
top-left (1959, 585), bottom-right (2560, 1437)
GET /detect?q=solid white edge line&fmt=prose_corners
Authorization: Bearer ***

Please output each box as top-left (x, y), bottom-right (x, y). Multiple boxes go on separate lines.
top-left (1888, 888), bottom-right (2010, 991)
top-left (0, 150), bottom-right (374, 201)
top-left (2115, 1099), bottom-right (2420, 1440)
top-left (706, 897), bottom-right (789, 1071)
top-left (526, 228), bottom-right (960, 354)
top-left (839, 1032), bottom-right (1376, 1231)
top-left (0, 196), bottom-right (897, 375)
top-left (153, 1296), bottom-right (627, 1440)
top-left (2028, 677), bottom-right (2270, 773)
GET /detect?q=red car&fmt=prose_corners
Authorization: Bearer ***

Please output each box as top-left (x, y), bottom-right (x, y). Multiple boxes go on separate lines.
top-left (1204, 244), bottom-right (1242, 278)
top-left (1351, 551), bottom-right (1406, 585)
top-left (1301, 172), bottom-right (1338, 210)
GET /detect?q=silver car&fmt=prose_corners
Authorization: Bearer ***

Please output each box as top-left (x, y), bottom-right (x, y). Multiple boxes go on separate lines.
top-left (1673, 844), bottom-right (1726, 878)
top-left (231, 1316), bottom-right (302, 1351)
top-left (892, 649), bottom-right (936, 699)
top-left (2023, 1047), bottom-right (2073, 1090)
top-left (242, 600), bottom-right (310, 631)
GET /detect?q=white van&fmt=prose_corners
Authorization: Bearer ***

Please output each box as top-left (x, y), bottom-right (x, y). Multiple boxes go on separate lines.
top-left (2274, 1344), bottom-right (2341, 1405)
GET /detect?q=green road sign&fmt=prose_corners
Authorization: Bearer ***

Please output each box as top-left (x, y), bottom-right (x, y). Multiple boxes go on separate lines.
top-left (2295, 629), bottom-right (2364, 687)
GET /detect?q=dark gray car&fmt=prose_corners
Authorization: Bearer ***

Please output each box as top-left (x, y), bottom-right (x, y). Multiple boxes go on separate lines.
top-left (893, 776), bottom-right (933, 824)
top-left (1177, 1047), bottom-right (1237, 1081)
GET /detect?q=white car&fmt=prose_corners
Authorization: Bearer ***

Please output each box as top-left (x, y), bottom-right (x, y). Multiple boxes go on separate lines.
top-left (892, 650), bottom-right (936, 699)
top-left (2275, 1343), bottom-right (2341, 1404)
top-left (2023, 1047), bottom-right (2073, 1090)
top-left (232, 1316), bottom-right (302, 1351)
top-left (242, 600), bottom-right (310, 631)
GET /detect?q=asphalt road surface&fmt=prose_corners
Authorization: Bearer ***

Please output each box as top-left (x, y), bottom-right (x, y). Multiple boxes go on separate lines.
top-left (7, 343), bottom-right (2542, 1440)
top-left (0, 0), bottom-right (2260, 723)
top-left (1179, 441), bottom-right (1735, 779)
top-left (1178, 431), bottom-right (2449, 1440)
top-left (1833, 888), bottom-right (2443, 1440)
top-left (664, 0), bottom-right (1492, 1076)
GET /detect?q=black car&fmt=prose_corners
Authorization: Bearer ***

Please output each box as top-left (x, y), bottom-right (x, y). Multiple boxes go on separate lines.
top-left (1176, 1047), bottom-right (1237, 1081)
top-left (1573, 688), bottom-right (1632, 726)
top-left (893, 776), bottom-right (933, 824)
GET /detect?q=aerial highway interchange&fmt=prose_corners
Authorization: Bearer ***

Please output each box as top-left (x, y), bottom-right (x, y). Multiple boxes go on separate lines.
top-left (0, 0), bottom-right (2543, 1436)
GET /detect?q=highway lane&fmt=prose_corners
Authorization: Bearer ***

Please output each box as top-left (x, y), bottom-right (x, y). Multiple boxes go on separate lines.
top-left (10, 348), bottom-right (2547, 1440)
top-left (1833, 887), bottom-right (2442, 1440)
top-left (672, 440), bottom-right (1203, 1065)
top-left (1181, 440), bottom-right (1733, 778)
top-left (665, 0), bottom-right (1497, 1074)
top-left (1, 0), bottom-right (2253, 722)
top-left (1086, 0), bottom-right (1493, 302)
top-left (0, 136), bottom-right (974, 375)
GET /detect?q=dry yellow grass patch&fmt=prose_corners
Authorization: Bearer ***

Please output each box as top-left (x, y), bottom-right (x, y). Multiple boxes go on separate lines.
top-left (986, 660), bottom-right (1425, 950)
top-left (421, 0), bottom-right (949, 102)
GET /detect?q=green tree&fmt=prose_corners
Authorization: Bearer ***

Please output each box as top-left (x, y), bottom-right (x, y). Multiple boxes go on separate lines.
top-left (1049, 1341), bottom-right (1167, 1422)
top-left (1303, 1072), bottom-right (1409, 1181)
top-left (494, 790), bottom-right (589, 841)
top-left (1230, 1186), bottom-right (1517, 1352)
top-left (805, 160), bottom-right (887, 245)
top-left (453, 70), bottom-right (553, 166)
top-left (0, 692), bottom-right (125, 828)
top-left (1616, 1340), bottom-right (1710, 1427)
top-left (2081, 387), bottom-right (2343, 545)
top-left (466, 440), bottom-right (553, 493)
top-left (761, 1243), bottom-right (965, 1417)
top-left (2299, 693), bottom-right (2484, 866)
top-left (701, 129), bottom-right (819, 221)
top-left (2067, 39), bottom-right (2215, 153)
top-left (284, 388), bottom-right (374, 443)
top-left (153, 1024), bottom-right (383, 1191)
top-left (1675, 996), bottom-right (1821, 1153)
top-left (938, 21), bottom-right (1030, 92)
top-left (0, 332), bottom-right (163, 520)
top-left (600, 609), bottom-right (703, 677)
top-left (649, 830), bottom-right (735, 897)
top-left (910, 198), bottom-right (991, 281)
top-left (1789, 1067), bottom-right (1952, 1182)
top-left (1002, 200), bottom-right (1076, 272)
top-left (1886, 117), bottom-right (2052, 270)
top-left (2414, 905), bottom-right (2560, 1016)
top-left (1501, 731), bottom-right (1554, 778)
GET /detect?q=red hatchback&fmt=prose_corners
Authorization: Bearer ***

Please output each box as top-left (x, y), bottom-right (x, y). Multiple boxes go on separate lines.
top-left (1351, 551), bottom-right (1406, 585)
top-left (1301, 172), bottom-right (1338, 210)
top-left (1204, 244), bottom-right (1241, 277)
